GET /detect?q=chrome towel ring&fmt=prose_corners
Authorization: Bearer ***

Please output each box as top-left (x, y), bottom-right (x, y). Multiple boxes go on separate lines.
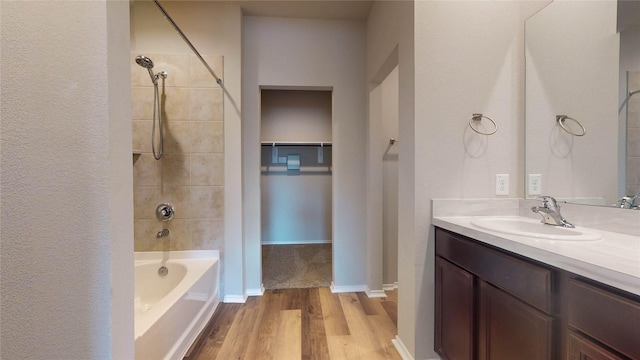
top-left (556, 115), bottom-right (586, 136)
top-left (469, 113), bottom-right (497, 135)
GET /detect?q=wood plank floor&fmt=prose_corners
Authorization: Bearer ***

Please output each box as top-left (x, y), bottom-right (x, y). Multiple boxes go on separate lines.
top-left (188, 288), bottom-right (401, 360)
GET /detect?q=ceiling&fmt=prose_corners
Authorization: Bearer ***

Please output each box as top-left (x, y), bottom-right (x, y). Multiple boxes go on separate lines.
top-left (213, 0), bottom-right (374, 21)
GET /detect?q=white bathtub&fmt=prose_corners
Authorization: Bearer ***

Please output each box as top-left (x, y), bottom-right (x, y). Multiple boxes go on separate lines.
top-left (134, 250), bottom-right (219, 360)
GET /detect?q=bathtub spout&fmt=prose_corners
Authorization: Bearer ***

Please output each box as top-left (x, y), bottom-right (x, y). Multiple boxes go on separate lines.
top-left (157, 229), bottom-right (170, 238)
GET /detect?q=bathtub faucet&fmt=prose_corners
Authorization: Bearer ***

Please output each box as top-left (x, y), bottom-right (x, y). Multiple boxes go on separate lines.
top-left (157, 229), bottom-right (170, 238)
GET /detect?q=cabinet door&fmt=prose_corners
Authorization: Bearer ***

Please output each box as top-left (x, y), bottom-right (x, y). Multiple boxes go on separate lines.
top-left (568, 332), bottom-right (626, 360)
top-left (478, 281), bottom-right (553, 360)
top-left (435, 257), bottom-right (474, 360)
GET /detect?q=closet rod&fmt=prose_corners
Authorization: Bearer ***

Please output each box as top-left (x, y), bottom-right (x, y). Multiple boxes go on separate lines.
top-left (260, 141), bottom-right (332, 146)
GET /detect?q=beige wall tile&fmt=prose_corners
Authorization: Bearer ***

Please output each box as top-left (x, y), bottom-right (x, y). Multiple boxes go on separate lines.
top-left (131, 57), bottom-right (151, 88)
top-left (627, 157), bottom-right (640, 187)
top-left (163, 87), bottom-right (190, 121)
top-left (629, 71), bottom-right (640, 89)
top-left (159, 186), bottom-right (191, 219)
top-left (191, 154), bottom-right (224, 186)
top-left (190, 55), bottom-right (223, 88)
top-left (191, 122), bottom-right (223, 153)
top-left (132, 120), bottom-right (152, 153)
top-left (629, 110), bottom-right (640, 129)
top-left (133, 153), bottom-right (160, 186)
top-left (164, 219), bottom-right (191, 251)
top-left (132, 87), bottom-right (154, 120)
top-left (134, 186), bottom-right (158, 220)
top-left (148, 54), bottom-right (190, 88)
top-left (134, 220), bottom-right (160, 251)
top-left (191, 186), bottom-right (224, 219)
top-left (628, 128), bottom-right (640, 157)
top-left (190, 88), bottom-right (223, 121)
top-left (132, 52), bottom-right (225, 253)
top-left (160, 154), bottom-right (190, 186)
top-left (191, 219), bottom-right (224, 250)
top-left (162, 120), bottom-right (191, 154)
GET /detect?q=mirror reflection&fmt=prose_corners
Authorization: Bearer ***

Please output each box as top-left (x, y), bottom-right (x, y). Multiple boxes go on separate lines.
top-left (525, 0), bottom-right (640, 209)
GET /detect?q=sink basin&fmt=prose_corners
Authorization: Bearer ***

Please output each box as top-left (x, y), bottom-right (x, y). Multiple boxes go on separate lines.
top-left (470, 217), bottom-right (602, 241)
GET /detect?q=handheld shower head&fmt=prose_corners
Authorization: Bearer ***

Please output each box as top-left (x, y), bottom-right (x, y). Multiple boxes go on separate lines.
top-left (135, 55), bottom-right (154, 69)
top-left (135, 55), bottom-right (157, 84)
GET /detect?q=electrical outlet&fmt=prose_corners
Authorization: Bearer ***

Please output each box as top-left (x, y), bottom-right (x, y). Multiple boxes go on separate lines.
top-left (528, 174), bottom-right (542, 196)
top-left (496, 174), bottom-right (509, 196)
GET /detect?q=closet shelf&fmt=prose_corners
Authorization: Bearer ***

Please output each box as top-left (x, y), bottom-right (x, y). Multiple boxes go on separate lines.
top-left (260, 141), bottom-right (332, 147)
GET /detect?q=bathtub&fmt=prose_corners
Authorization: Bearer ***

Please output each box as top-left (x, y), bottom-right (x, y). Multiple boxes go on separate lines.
top-left (134, 250), bottom-right (219, 360)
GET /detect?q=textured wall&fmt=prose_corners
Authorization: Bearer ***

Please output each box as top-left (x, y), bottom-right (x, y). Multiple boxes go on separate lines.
top-left (131, 53), bottom-right (224, 252)
top-left (1, 1), bottom-right (133, 358)
top-left (628, 71), bottom-right (640, 196)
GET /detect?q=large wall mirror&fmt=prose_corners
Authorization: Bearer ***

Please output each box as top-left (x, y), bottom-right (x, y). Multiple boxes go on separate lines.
top-left (525, 0), bottom-right (640, 209)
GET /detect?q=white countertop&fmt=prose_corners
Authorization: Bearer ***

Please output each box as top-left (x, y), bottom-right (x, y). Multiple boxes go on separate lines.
top-left (433, 216), bottom-right (640, 296)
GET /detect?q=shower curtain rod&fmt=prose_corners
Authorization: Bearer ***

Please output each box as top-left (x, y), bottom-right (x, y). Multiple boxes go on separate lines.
top-left (619, 88), bottom-right (640, 114)
top-left (152, 0), bottom-right (223, 85)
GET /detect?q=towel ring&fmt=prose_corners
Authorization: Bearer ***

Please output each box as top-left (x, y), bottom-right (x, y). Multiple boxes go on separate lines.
top-left (469, 113), bottom-right (497, 135)
top-left (556, 115), bottom-right (586, 136)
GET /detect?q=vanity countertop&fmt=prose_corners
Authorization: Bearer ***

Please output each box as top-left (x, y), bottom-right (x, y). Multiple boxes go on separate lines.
top-left (433, 216), bottom-right (640, 296)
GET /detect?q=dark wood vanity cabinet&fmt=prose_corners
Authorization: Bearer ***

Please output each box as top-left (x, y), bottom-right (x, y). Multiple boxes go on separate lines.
top-left (567, 279), bottom-right (640, 360)
top-left (477, 280), bottom-right (553, 360)
top-left (435, 227), bottom-right (640, 360)
top-left (435, 257), bottom-right (474, 360)
top-left (435, 228), bottom-right (553, 360)
top-left (568, 332), bottom-right (626, 360)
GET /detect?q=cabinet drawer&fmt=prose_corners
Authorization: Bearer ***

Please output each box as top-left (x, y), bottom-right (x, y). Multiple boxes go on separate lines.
top-left (568, 332), bottom-right (626, 360)
top-left (435, 228), bottom-right (552, 313)
top-left (568, 279), bottom-right (640, 359)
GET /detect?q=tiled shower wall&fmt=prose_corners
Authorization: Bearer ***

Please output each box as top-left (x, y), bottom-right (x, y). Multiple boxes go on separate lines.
top-left (131, 53), bottom-right (224, 251)
top-left (628, 71), bottom-right (640, 196)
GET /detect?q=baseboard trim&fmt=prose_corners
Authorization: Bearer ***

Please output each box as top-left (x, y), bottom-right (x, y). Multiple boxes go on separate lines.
top-left (365, 286), bottom-right (387, 298)
top-left (330, 281), bottom-right (366, 293)
top-left (246, 284), bottom-right (265, 297)
top-left (261, 240), bottom-right (332, 245)
top-left (392, 336), bottom-right (414, 360)
top-left (383, 282), bottom-right (399, 291)
top-left (223, 294), bottom-right (247, 303)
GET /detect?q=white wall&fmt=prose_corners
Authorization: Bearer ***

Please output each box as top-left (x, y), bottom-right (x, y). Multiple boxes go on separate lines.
top-left (366, 0), bottom-right (417, 354)
top-left (381, 67), bottom-right (399, 286)
top-left (244, 16), bottom-right (367, 293)
top-left (525, 0), bottom-right (619, 205)
top-left (1, 1), bottom-right (133, 358)
top-left (368, 1), bottom-right (527, 358)
top-left (261, 90), bottom-right (332, 142)
top-left (366, 64), bottom-right (400, 293)
top-left (416, 2), bottom-right (526, 358)
top-left (131, 1), bottom-right (244, 300)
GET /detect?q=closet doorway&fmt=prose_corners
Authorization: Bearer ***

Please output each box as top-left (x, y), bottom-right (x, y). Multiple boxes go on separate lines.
top-left (368, 64), bottom-right (399, 292)
top-left (260, 89), bottom-right (333, 289)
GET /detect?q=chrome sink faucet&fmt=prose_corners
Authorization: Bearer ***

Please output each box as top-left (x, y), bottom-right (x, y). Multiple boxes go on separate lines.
top-left (616, 195), bottom-right (638, 209)
top-left (531, 196), bottom-right (575, 228)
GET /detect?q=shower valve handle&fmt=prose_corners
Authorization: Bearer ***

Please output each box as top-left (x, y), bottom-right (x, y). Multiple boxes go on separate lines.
top-left (156, 203), bottom-right (175, 221)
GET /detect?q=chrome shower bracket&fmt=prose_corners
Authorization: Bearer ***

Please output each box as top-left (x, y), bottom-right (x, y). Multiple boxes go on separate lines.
top-left (156, 203), bottom-right (175, 221)
top-left (154, 71), bottom-right (168, 83)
